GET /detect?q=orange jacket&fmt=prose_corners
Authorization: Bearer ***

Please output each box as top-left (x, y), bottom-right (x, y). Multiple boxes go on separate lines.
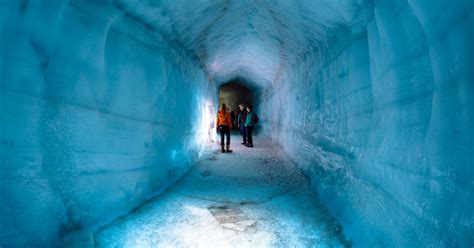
top-left (216, 110), bottom-right (233, 128)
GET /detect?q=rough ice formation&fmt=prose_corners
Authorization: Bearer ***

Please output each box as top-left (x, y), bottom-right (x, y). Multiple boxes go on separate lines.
top-left (0, 1), bottom-right (215, 247)
top-left (1, 0), bottom-right (473, 247)
top-left (260, 2), bottom-right (474, 247)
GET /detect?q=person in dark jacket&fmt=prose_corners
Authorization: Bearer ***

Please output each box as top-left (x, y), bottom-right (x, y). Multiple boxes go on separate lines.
top-left (237, 104), bottom-right (248, 145)
top-left (244, 105), bottom-right (258, 147)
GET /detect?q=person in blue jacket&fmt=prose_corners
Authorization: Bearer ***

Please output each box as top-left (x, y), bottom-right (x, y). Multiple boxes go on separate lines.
top-left (237, 104), bottom-right (248, 145)
top-left (244, 105), bottom-right (258, 147)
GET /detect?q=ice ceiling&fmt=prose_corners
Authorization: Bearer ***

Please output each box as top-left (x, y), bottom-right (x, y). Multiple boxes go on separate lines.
top-left (1, 0), bottom-right (472, 247)
top-left (115, 0), bottom-right (365, 86)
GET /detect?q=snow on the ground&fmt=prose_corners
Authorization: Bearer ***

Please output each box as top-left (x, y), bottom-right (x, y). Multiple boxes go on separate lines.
top-left (95, 132), bottom-right (347, 247)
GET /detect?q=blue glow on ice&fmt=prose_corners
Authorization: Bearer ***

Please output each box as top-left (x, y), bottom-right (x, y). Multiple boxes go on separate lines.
top-left (95, 136), bottom-right (347, 247)
top-left (0, 0), bottom-right (472, 247)
top-left (170, 149), bottom-right (177, 160)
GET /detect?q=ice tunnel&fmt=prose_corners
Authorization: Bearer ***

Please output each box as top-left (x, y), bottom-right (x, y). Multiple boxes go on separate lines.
top-left (0, 0), bottom-right (473, 247)
top-left (219, 77), bottom-right (262, 118)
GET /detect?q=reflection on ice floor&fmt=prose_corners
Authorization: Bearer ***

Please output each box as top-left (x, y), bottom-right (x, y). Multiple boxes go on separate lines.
top-left (95, 133), bottom-right (347, 247)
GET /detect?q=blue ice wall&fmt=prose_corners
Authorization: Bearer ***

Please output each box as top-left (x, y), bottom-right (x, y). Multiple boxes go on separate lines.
top-left (1, 0), bottom-right (472, 247)
top-left (260, 1), bottom-right (473, 246)
top-left (0, 1), bottom-right (214, 246)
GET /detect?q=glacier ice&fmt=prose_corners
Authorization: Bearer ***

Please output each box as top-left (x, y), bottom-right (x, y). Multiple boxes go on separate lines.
top-left (0, 1), bottom-right (215, 247)
top-left (95, 135), bottom-right (348, 247)
top-left (259, 1), bottom-right (474, 246)
top-left (1, 0), bottom-right (473, 247)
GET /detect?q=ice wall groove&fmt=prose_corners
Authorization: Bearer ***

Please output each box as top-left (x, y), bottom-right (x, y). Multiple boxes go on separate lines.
top-left (0, 1), bottom-right (214, 247)
top-left (260, 1), bottom-right (473, 246)
top-left (1, 0), bottom-right (472, 247)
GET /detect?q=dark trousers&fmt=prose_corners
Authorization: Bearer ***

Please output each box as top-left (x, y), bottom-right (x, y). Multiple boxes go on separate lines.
top-left (240, 125), bottom-right (247, 143)
top-left (246, 126), bottom-right (254, 145)
top-left (219, 125), bottom-right (230, 146)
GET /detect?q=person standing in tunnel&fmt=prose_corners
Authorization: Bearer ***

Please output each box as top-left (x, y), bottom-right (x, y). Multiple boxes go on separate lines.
top-left (245, 105), bottom-right (258, 148)
top-left (216, 103), bottom-right (233, 153)
top-left (237, 104), bottom-right (248, 145)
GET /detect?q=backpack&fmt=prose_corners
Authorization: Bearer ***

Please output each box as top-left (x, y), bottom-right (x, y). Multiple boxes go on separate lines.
top-left (253, 114), bottom-right (259, 124)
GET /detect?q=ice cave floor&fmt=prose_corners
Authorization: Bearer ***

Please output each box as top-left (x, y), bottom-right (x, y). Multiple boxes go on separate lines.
top-left (95, 133), bottom-right (348, 247)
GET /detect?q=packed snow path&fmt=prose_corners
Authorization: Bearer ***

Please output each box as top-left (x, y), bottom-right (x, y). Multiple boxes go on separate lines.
top-left (95, 133), bottom-right (347, 247)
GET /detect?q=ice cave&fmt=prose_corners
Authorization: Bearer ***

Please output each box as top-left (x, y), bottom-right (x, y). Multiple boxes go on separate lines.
top-left (0, 0), bottom-right (473, 247)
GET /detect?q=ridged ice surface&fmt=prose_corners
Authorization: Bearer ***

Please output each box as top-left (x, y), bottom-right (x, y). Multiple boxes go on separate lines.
top-left (1, 0), bottom-right (473, 247)
top-left (0, 1), bottom-right (214, 246)
top-left (115, 0), bottom-right (361, 86)
top-left (259, 2), bottom-right (474, 246)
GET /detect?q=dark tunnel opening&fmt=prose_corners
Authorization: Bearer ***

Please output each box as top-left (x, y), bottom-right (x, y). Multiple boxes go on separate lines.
top-left (218, 78), bottom-right (261, 115)
top-left (1, 0), bottom-right (472, 247)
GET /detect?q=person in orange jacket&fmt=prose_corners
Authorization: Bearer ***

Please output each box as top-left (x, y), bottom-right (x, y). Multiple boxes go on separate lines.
top-left (216, 103), bottom-right (233, 153)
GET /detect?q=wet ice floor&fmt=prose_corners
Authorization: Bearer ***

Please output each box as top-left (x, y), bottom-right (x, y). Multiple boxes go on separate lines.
top-left (95, 133), bottom-right (348, 247)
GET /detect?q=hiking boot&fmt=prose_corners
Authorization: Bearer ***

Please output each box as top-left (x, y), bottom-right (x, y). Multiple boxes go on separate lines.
top-left (241, 142), bottom-right (247, 145)
top-left (226, 145), bottom-right (233, 153)
top-left (221, 146), bottom-right (226, 153)
top-left (246, 144), bottom-right (254, 148)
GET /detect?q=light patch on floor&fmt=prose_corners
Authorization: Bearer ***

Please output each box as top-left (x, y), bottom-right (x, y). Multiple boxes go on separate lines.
top-left (95, 133), bottom-right (347, 247)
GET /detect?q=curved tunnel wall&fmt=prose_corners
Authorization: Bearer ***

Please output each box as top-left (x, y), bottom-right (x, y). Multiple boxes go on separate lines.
top-left (260, 1), bottom-right (473, 246)
top-left (0, 2), bottom-right (215, 246)
top-left (0, 0), bottom-right (473, 247)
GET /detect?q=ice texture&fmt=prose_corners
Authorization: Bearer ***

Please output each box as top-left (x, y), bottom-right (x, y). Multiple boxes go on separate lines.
top-left (259, 1), bottom-right (474, 247)
top-left (95, 135), bottom-right (348, 247)
top-left (0, 1), bottom-right (215, 247)
top-left (1, 0), bottom-right (473, 247)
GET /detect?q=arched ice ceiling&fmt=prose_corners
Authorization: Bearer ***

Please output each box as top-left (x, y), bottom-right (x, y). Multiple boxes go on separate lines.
top-left (114, 0), bottom-right (369, 87)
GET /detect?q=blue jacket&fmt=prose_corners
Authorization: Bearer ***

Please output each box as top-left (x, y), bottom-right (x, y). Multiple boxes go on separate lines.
top-left (245, 112), bottom-right (257, 127)
top-left (237, 110), bottom-right (247, 128)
